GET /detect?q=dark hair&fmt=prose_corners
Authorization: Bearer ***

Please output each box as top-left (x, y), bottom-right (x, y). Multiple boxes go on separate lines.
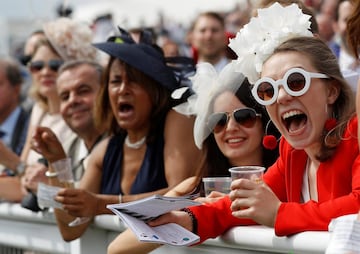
top-left (202, 79), bottom-right (280, 177)
top-left (272, 36), bottom-right (355, 161)
top-left (94, 57), bottom-right (172, 143)
top-left (192, 11), bottom-right (225, 30)
top-left (58, 59), bottom-right (103, 79)
top-left (0, 58), bottom-right (23, 87)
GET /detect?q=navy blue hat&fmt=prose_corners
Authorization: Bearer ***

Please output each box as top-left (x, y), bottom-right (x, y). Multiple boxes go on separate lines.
top-left (93, 28), bottom-right (178, 92)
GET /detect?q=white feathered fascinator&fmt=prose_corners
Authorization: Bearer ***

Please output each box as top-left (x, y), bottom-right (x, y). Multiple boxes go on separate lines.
top-left (228, 2), bottom-right (313, 84)
top-left (172, 62), bottom-right (245, 149)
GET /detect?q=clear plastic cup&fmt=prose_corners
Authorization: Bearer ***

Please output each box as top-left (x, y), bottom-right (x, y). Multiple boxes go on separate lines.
top-left (202, 177), bottom-right (232, 196)
top-left (228, 166), bottom-right (265, 184)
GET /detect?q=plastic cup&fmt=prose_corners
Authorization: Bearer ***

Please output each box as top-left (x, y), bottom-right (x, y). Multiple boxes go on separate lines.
top-left (202, 177), bottom-right (232, 196)
top-left (228, 166), bottom-right (265, 184)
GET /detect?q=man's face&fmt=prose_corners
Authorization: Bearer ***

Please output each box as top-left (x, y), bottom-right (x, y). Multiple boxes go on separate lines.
top-left (57, 64), bottom-right (100, 134)
top-left (191, 15), bottom-right (227, 60)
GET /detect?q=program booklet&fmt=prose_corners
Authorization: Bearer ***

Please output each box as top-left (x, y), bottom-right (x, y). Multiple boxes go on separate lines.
top-left (107, 194), bottom-right (201, 246)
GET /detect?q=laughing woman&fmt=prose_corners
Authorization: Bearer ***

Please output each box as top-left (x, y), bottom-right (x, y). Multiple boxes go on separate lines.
top-left (148, 3), bottom-right (360, 245)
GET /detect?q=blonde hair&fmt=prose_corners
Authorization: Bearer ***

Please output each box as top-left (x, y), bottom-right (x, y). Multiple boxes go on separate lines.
top-left (28, 39), bottom-right (60, 111)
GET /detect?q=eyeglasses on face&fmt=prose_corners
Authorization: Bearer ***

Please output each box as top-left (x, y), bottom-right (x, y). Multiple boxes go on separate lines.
top-left (28, 59), bottom-right (64, 73)
top-left (251, 67), bottom-right (330, 106)
top-left (208, 108), bottom-right (262, 133)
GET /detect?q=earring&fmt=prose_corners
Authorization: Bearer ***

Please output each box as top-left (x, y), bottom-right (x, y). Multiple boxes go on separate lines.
top-left (262, 120), bottom-right (279, 150)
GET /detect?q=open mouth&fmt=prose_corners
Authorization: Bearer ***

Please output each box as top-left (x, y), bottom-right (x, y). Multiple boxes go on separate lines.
top-left (119, 103), bottom-right (133, 112)
top-left (282, 110), bottom-right (307, 134)
top-left (118, 102), bottom-right (135, 119)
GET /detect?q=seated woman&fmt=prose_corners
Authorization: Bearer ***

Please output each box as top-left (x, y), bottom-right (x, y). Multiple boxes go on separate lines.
top-left (31, 28), bottom-right (203, 241)
top-left (106, 62), bottom-right (280, 254)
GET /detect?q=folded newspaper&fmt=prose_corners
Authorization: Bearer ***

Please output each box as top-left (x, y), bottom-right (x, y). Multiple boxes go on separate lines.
top-left (107, 194), bottom-right (201, 246)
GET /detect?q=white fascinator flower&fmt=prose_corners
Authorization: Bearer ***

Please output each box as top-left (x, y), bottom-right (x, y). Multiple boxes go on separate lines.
top-left (228, 2), bottom-right (313, 84)
top-left (172, 62), bottom-right (245, 149)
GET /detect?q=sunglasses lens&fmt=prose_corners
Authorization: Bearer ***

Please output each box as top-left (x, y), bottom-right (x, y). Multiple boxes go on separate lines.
top-left (48, 60), bottom-right (63, 72)
top-left (29, 60), bottom-right (63, 73)
top-left (287, 72), bottom-right (306, 92)
top-left (209, 113), bottom-right (228, 133)
top-left (257, 81), bottom-right (275, 101)
top-left (233, 109), bottom-right (257, 128)
top-left (29, 61), bottom-right (44, 72)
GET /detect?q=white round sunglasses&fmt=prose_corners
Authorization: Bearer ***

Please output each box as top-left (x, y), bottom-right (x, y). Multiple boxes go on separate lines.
top-left (251, 67), bottom-right (330, 106)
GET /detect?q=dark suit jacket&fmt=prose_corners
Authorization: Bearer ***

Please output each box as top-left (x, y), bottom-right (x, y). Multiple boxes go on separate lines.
top-left (10, 107), bottom-right (30, 155)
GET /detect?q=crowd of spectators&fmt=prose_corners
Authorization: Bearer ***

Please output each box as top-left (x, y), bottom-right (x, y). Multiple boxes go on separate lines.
top-left (0, 0), bottom-right (359, 253)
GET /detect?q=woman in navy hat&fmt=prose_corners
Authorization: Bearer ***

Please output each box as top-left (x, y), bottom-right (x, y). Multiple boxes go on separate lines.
top-left (43, 28), bottom-right (203, 241)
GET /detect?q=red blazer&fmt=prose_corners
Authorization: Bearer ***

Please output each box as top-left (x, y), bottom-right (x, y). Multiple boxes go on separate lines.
top-left (190, 116), bottom-right (360, 242)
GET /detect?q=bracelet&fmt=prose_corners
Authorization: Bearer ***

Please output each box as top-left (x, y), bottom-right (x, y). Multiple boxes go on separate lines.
top-left (118, 194), bottom-right (123, 203)
top-left (181, 207), bottom-right (198, 235)
top-left (45, 171), bottom-right (58, 178)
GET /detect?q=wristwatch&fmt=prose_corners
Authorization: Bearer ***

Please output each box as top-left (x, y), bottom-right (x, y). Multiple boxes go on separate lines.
top-left (15, 162), bottom-right (27, 175)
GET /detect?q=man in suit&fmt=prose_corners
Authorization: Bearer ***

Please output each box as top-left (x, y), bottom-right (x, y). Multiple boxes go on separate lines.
top-left (0, 58), bottom-right (30, 175)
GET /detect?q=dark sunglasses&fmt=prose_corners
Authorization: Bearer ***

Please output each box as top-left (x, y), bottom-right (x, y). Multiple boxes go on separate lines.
top-left (208, 108), bottom-right (262, 133)
top-left (28, 59), bottom-right (64, 73)
top-left (251, 67), bottom-right (330, 106)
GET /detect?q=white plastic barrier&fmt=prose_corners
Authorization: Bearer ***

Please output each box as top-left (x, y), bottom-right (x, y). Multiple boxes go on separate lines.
top-left (0, 203), bottom-right (330, 254)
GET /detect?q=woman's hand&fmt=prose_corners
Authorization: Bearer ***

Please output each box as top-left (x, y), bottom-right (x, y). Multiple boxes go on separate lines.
top-left (229, 179), bottom-right (281, 227)
top-left (22, 162), bottom-right (48, 193)
top-left (195, 191), bottom-right (227, 204)
top-left (0, 140), bottom-right (20, 171)
top-left (31, 126), bottom-right (66, 163)
top-left (148, 210), bottom-right (193, 232)
top-left (165, 176), bottom-right (200, 197)
top-left (55, 188), bottom-right (99, 218)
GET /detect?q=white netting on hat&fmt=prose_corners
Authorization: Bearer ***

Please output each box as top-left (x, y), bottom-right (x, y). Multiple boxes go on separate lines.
top-left (172, 62), bottom-right (245, 149)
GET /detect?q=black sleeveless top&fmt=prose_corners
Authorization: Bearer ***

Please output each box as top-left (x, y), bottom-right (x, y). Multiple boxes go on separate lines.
top-left (100, 133), bottom-right (168, 195)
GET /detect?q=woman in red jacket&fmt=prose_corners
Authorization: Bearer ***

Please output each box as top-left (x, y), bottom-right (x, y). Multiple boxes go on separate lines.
top-left (150, 5), bottom-right (360, 243)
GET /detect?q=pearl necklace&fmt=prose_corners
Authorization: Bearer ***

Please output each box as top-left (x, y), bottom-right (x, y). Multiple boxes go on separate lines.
top-left (125, 135), bottom-right (146, 149)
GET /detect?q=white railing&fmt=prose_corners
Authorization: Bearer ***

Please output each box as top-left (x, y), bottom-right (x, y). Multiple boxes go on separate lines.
top-left (0, 203), bottom-right (330, 254)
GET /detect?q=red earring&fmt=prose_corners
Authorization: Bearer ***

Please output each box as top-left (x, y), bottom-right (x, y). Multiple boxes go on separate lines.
top-left (262, 120), bottom-right (279, 150)
top-left (262, 135), bottom-right (278, 150)
top-left (324, 118), bottom-right (337, 132)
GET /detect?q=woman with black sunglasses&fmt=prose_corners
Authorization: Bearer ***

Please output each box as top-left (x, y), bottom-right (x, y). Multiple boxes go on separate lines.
top-left (193, 63), bottom-right (280, 190)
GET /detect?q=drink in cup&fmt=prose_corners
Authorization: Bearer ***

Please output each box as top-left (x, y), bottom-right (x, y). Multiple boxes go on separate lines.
top-left (228, 166), bottom-right (265, 184)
